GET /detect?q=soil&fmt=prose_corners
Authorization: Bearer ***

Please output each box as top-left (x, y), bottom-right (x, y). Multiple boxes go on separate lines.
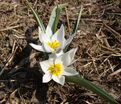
top-left (0, 0), bottom-right (121, 104)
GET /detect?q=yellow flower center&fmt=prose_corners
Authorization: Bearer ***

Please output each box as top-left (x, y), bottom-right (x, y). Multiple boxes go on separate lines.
top-left (47, 40), bottom-right (60, 49)
top-left (48, 63), bottom-right (62, 76)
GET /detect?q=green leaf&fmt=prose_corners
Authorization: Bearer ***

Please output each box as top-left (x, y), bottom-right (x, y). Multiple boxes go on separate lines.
top-left (64, 6), bottom-right (83, 52)
top-left (66, 76), bottom-right (119, 104)
top-left (71, 6), bottom-right (83, 35)
top-left (48, 3), bottom-right (67, 33)
top-left (26, 0), bottom-right (45, 32)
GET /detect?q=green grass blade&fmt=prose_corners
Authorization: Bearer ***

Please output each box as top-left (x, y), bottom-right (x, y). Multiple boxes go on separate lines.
top-left (26, 0), bottom-right (45, 32)
top-left (48, 4), bottom-right (67, 33)
top-left (66, 76), bottom-right (119, 104)
top-left (64, 6), bottom-right (83, 52)
top-left (71, 6), bottom-right (83, 35)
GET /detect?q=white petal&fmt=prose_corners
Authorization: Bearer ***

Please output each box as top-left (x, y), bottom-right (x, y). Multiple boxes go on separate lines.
top-left (59, 25), bottom-right (66, 48)
top-left (62, 67), bottom-right (79, 76)
top-left (29, 43), bottom-right (45, 52)
top-left (43, 73), bottom-right (52, 83)
top-left (46, 25), bottom-right (53, 37)
top-left (57, 25), bottom-right (65, 44)
top-left (40, 59), bottom-right (53, 73)
top-left (51, 30), bottom-right (58, 40)
top-left (59, 48), bottom-right (78, 66)
top-left (52, 25), bottom-right (65, 48)
top-left (52, 76), bottom-right (65, 85)
top-left (39, 32), bottom-right (50, 43)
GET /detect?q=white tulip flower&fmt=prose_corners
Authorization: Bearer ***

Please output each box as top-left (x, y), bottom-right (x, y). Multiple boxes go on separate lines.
top-left (30, 25), bottom-right (74, 53)
top-left (40, 48), bottom-right (79, 85)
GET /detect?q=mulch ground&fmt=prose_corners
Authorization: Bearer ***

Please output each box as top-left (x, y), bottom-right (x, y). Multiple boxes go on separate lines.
top-left (0, 0), bottom-right (121, 104)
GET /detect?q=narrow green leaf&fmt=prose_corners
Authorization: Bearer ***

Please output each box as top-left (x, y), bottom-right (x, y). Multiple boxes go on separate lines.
top-left (48, 3), bottom-right (67, 33)
top-left (64, 6), bottom-right (83, 52)
top-left (71, 6), bottom-right (83, 35)
top-left (66, 76), bottom-right (119, 104)
top-left (26, 0), bottom-right (45, 32)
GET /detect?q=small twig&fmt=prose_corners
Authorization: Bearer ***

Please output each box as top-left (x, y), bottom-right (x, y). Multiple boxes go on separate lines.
top-left (87, 51), bottom-right (99, 74)
top-left (85, 100), bottom-right (93, 104)
top-left (0, 79), bottom-right (16, 82)
top-left (101, 31), bottom-right (110, 47)
top-left (107, 59), bottom-right (114, 72)
top-left (0, 41), bottom-right (18, 76)
top-left (109, 68), bottom-right (121, 76)
top-left (6, 43), bottom-right (18, 67)
top-left (104, 23), bottom-right (121, 42)
top-left (111, 53), bottom-right (121, 57)
top-left (0, 98), bottom-right (6, 104)
top-left (12, 40), bottom-right (17, 53)
top-left (0, 25), bottom-right (23, 32)
top-left (99, 55), bottom-right (111, 68)
top-left (99, 68), bottom-right (110, 78)
top-left (13, 34), bottom-right (26, 39)
top-left (107, 12), bottom-right (121, 16)
top-left (65, 7), bottom-right (71, 33)
top-left (9, 19), bottom-right (20, 26)
top-left (82, 62), bottom-right (92, 68)
top-left (33, 0), bottom-right (38, 7)
top-left (100, 45), bottom-right (118, 54)
top-left (0, 67), bottom-right (5, 76)
top-left (17, 88), bottom-right (26, 104)
top-left (12, 29), bottom-right (21, 34)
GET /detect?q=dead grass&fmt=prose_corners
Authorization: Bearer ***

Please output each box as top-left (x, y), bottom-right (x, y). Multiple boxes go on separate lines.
top-left (0, 0), bottom-right (121, 104)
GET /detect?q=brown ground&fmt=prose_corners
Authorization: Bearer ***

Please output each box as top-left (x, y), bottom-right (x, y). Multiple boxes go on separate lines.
top-left (0, 0), bottom-right (121, 104)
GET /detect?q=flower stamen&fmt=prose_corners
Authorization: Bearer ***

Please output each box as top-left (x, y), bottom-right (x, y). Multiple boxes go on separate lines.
top-left (47, 40), bottom-right (60, 49)
top-left (48, 63), bottom-right (62, 76)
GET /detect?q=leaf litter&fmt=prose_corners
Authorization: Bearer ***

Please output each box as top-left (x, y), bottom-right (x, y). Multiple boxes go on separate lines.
top-left (0, 0), bottom-right (121, 104)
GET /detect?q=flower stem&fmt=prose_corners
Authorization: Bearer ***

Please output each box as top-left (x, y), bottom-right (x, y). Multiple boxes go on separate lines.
top-left (66, 75), bottom-right (119, 104)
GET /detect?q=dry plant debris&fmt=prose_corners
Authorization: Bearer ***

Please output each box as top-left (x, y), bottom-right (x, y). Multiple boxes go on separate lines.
top-left (0, 0), bottom-right (121, 104)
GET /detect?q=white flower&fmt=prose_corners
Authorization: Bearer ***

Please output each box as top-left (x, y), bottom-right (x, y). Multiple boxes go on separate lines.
top-left (40, 48), bottom-right (79, 85)
top-left (30, 25), bottom-right (74, 53)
